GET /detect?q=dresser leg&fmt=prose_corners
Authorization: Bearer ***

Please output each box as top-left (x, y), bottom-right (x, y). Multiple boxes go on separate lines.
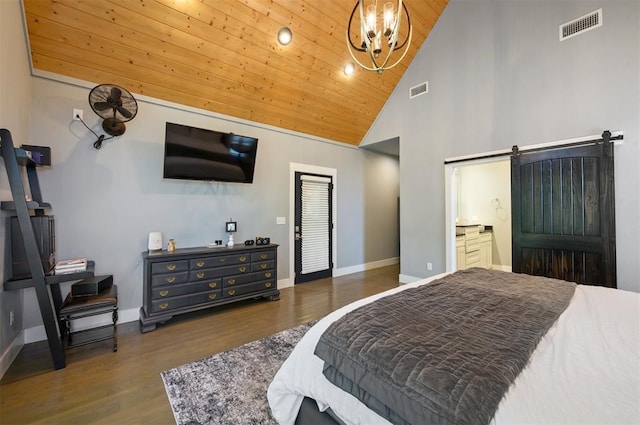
top-left (265, 292), bottom-right (280, 301)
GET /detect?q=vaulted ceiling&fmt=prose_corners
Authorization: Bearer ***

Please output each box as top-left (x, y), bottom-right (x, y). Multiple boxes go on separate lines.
top-left (23, 0), bottom-right (447, 146)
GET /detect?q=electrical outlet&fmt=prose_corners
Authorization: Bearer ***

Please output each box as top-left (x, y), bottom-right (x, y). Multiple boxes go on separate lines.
top-left (73, 108), bottom-right (83, 121)
top-left (427, 262), bottom-right (433, 271)
top-left (9, 311), bottom-right (14, 327)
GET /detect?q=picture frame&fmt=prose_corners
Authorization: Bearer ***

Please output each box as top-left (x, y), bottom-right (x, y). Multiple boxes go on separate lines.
top-left (226, 221), bottom-right (237, 233)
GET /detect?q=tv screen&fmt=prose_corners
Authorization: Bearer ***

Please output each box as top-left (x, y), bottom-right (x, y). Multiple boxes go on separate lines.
top-left (163, 122), bottom-right (258, 183)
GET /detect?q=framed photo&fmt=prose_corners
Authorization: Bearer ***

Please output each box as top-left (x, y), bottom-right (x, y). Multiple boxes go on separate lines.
top-left (226, 221), bottom-right (237, 233)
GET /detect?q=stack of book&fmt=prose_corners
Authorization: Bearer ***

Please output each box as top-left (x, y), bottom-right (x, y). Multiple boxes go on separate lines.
top-left (54, 258), bottom-right (88, 275)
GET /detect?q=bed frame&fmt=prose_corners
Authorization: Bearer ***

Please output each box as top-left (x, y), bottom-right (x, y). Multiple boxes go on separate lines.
top-left (295, 397), bottom-right (344, 425)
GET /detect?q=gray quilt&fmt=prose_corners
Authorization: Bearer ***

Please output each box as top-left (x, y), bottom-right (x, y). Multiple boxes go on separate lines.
top-left (314, 268), bottom-right (576, 425)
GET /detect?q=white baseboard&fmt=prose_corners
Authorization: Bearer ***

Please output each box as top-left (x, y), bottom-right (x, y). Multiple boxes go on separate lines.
top-left (0, 331), bottom-right (24, 380)
top-left (399, 274), bottom-right (423, 285)
top-left (334, 257), bottom-right (399, 277)
top-left (492, 265), bottom-right (513, 272)
top-left (279, 257), bottom-right (400, 288)
top-left (278, 277), bottom-right (292, 290)
top-left (23, 307), bottom-right (140, 344)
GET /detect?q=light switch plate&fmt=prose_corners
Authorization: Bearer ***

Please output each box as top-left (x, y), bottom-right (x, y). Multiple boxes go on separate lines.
top-left (276, 216), bottom-right (286, 225)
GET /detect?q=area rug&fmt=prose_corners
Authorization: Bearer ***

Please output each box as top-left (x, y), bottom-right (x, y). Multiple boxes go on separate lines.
top-left (161, 321), bottom-right (317, 425)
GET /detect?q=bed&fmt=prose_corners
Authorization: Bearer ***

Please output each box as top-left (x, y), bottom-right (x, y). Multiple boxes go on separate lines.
top-left (267, 268), bottom-right (640, 425)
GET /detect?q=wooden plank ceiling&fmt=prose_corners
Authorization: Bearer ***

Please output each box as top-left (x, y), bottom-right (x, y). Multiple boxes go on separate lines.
top-left (23, 0), bottom-right (447, 146)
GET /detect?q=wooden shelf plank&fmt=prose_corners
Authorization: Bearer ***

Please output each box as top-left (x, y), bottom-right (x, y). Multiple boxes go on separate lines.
top-left (4, 262), bottom-right (96, 291)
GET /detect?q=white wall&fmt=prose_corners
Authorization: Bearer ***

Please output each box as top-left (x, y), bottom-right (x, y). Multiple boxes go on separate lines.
top-left (456, 160), bottom-right (511, 269)
top-left (364, 0), bottom-right (640, 292)
top-left (0, 0), bottom-right (31, 375)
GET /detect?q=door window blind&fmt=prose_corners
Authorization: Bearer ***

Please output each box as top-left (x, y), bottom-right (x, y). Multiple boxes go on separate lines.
top-left (301, 175), bottom-right (331, 274)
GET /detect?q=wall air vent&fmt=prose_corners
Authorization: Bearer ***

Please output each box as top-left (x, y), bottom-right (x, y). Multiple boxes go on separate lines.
top-left (560, 9), bottom-right (602, 41)
top-left (409, 81), bottom-right (428, 99)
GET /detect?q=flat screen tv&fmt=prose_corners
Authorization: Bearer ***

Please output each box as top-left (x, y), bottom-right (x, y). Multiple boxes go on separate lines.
top-left (163, 122), bottom-right (258, 183)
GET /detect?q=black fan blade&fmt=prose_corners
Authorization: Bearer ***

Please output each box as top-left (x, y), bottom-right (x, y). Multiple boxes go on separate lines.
top-left (110, 86), bottom-right (122, 100)
top-left (93, 101), bottom-right (112, 111)
top-left (117, 106), bottom-right (133, 119)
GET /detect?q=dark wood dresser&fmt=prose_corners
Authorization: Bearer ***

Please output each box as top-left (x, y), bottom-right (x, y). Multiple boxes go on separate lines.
top-left (139, 244), bottom-right (279, 332)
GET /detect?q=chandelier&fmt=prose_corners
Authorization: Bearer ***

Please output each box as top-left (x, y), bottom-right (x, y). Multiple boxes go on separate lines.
top-left (346, 0), bottom-right (413, 74)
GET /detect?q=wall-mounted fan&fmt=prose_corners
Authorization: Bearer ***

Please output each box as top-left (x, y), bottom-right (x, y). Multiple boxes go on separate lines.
top-left (84, 84), bottom-right (138, 149)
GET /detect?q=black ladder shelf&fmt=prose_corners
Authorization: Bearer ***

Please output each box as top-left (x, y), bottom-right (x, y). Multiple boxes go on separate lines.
top-left (1, 128), bottom-right (95, 370)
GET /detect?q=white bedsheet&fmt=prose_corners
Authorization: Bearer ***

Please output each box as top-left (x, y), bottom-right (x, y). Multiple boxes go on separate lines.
top-left (267, 274), bottom-right (640, 425)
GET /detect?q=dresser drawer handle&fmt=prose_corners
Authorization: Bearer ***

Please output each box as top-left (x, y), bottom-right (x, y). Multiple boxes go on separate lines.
top-left (159, 290), bottom-right (169, 297)
top-left (260, 254), bottom-right (268, 259)
top-left (209, 282), bottom-right (217, 288)
top-left (196, 272), bottom-right (205, 279)
top-left (166, 264), bottom-right (176, 271)
top-left (265, 272), bottom-right (272, 278)
top-left (265, 282), bottom-right (272, 288)
top-left (260, 263), bottom-right (268, 269)
top-left (227, 279), bottom-right (236, 285)
top-left (159, 302), bottom-right (169, 310)
top-left (166, 276), bottom-right (176, 283)
top-left (238, 266), bottom-right (247, 273)
top-left (239, 256), bottom-right (247, 262)
top-left (209, 293), bottom-right (217, 300)
top-left (196, 261), bottom-right (205, 267)
top-left (228, 290), bottom-right (236, 296)
top-left (219, 258), bottom-right (226, 263)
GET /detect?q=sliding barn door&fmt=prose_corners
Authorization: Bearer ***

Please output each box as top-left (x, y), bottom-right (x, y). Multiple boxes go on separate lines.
top-left (294, 172), bottom-right (333, 284)
top-left (511, 140), bottom-right (616, 287)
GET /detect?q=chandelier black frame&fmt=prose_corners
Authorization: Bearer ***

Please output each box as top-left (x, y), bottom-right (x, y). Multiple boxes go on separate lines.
top-left (346, 0), bottom-right (413, 74)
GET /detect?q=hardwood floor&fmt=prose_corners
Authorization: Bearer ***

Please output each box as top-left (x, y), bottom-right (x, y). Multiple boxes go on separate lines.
top-left (0, 264), bottom-right (399, 424)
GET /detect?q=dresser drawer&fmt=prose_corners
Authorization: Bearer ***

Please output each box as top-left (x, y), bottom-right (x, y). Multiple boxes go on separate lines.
top-left (466, 250), bottom-right (481, 266)
top-left (251, 260), bottom-right (274, 272)
top-left (466, 239), bottom-right (481, 253)
top-left (190, 264), bottom-right (252, 281)
top-left (151, 271), bottom-right (189, 287)
top-left (251, 250), bottom-right (275, 262)
top-left (255, 270), bottom-right (275, 280)
top-left (190, 254), bottom-right (251, 269)
top-left (223, 273), bottom-right (255, 287)
top-left (463, 226), bottom-right (480, 240)
top-left (224, 271), bottom-right (276, 287)
top-left (223, 280), bottom-right (276, 298)
top-left (151, 279), bottom-right (221, 299)
top-left (152, 260), bottom-right (189, 275)
top-left (151, 290), bottom-right (221, 313)
top-left (224, 270), bottom-right (274, 286)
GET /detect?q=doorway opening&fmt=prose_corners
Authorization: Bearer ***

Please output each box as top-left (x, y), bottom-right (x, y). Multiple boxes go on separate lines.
top-left (445, 157), bottom-right (512, 273)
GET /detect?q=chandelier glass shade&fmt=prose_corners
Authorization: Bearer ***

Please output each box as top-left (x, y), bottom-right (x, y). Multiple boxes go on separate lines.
top-left (346, 0), bottom-right (413, 74)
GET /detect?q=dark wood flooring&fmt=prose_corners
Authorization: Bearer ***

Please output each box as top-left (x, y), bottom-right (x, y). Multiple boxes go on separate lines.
top-left (0, 264), bottom-right (399, 424)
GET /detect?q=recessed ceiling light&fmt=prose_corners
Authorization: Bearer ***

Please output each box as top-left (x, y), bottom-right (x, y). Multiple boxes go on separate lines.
top-left (278, 27), bottom-right (292, 46)
top-left (343, 62), bottom-right (355, 76)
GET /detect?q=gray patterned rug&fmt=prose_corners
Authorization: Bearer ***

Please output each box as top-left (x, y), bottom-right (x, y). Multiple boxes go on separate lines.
top-left (161, 321), bottom-right (316, 424)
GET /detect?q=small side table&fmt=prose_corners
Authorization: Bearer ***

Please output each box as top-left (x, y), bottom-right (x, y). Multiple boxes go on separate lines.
top-left (59, 284), bottom-right (118, 352)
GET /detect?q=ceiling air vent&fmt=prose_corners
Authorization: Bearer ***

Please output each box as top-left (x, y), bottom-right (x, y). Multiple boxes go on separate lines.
top-left (409, 81), bottom-right (428, 99)
top-left (560, 9), bottom-right (602, 41)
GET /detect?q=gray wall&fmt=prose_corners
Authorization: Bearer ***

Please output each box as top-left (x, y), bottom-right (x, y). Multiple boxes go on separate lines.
top-left (364, 0), bottom-right (640, 292)
top-left (18, 76), bottom-right (399, 332)
top-left (0, 3), bottom-right (399, 354)
top-left (0, 0), bottom-right (31, 373)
